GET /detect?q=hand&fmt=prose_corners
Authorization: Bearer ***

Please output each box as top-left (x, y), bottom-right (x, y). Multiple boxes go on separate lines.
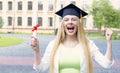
top-left (30, 36), bottom-right (39, 52)
top-left (105, 28), bottom-right (113, 41)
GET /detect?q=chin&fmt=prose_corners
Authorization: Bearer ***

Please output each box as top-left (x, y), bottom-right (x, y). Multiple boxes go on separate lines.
top-left (66, 31), bottom-right (76, 36)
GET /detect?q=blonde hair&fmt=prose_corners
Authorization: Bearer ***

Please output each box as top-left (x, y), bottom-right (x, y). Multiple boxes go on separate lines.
top-left (50, 15), bottom-right (93, 73)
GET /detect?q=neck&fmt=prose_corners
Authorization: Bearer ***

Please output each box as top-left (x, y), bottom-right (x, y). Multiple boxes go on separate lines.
top-left (62, 35), bottom-right (78, 48)
top-left (65, 35), bottom-right (78, 42)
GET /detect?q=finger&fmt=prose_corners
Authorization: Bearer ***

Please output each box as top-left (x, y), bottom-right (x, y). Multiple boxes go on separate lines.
top-left (106, 29), bottom-right (113, 35)
top-left (31, 37), bottom-right (38, 42)
top-left (108, 29), bottom-right (113, 35)
top-left (31, 36), bottom-right (37, 40)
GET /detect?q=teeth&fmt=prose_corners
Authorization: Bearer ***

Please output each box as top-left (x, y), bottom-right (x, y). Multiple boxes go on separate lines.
top-left (67, 27), bottom-right (74, 30)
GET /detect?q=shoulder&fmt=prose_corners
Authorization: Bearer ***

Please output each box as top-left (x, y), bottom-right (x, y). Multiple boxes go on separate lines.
top-left (87, 39), bottom-right (94, 46)
top-left (88, 39), bottom-right (99, 52)
top-left (88, 39), bottom-right (96, 46)
top-left (85, 38), bottom-right (95, 46)
top-left (46, 39), bottom-right (55, 50)
top-left (48, 40), bottom-right (55, 46)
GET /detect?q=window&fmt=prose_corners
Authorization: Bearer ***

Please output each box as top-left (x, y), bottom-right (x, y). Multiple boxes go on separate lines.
top-left (28, 17), bottom-right (32, 26)
top-left (82, 18), bottom-right (87, 27)
top-left (28, 1), bottom-right (32, 10)
top-left (60, 1), bottom-right (64, 9)
top-left (61, 4), bottom-right (64, 9)
top-left (8, 17), bottom-right (12, 26)
top-left (8, 1), bottom-right (12, 10)
top-left (0, 17), bottom-right (3, 25)
top-left (59, 17), bottom-right (62, 22)
top-left (38, 17), bottom-right (42, 26)
top-left (38, 1), bottom-right (43, 10)
top-left (0, 2), bottom-right (2, 10)
top-left (48, 17), bottom-right (53, 27)
top-left (17, 17), bottom-right (22, 26)
top-left (70, 1), bottom-right (76, 5)
top-left (0, 17), bottom-right (2, 19)
top-left (18, 1), bottom-right (22, 10)
top-left (82, 2), bottom-right (87, 11)
top-left (48, 2), bottom-right (53, 11)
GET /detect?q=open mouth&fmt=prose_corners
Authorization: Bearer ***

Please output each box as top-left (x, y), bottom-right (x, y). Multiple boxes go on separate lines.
top-left (67, 27), bottom-right (74, 30)
top-left (67, 26), bottom-right (75, 33)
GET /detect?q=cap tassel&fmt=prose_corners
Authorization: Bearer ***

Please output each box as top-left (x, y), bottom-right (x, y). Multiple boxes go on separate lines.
top-left (80, 14), bottom-right (84, 27)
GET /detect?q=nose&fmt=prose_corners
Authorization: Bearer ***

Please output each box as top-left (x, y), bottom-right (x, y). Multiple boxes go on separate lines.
top-left (68, 19), bottom-right (72, 24)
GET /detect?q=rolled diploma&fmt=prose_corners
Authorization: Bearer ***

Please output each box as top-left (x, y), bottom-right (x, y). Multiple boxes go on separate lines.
top-left (32, 30), bottom-right (37, 38)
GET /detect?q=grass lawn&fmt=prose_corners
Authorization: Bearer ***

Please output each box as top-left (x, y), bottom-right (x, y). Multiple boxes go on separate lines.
top-left (0, 36), bottom-right (23, 47)
top-left (87, 33), bottom-right (105, 39)
top-left (87, 32), bottom-right (120, 40)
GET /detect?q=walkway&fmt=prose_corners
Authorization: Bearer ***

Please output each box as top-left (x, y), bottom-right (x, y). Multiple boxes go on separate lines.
top-left (0, 34), bottom-right (120, 73)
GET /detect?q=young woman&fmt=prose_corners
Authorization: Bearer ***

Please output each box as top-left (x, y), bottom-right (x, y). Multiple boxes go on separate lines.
top-left (31, 4), bottom-right (114, 73)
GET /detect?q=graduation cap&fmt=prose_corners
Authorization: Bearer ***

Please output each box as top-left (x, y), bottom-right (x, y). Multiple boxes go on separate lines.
top-left (55, 3), bottom-right (88, 18)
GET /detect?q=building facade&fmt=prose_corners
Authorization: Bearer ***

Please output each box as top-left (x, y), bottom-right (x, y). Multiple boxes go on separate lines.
top-left (110, 0), bottom-right (120, 10)
top-left (3, 0), bottom-right (119, 33)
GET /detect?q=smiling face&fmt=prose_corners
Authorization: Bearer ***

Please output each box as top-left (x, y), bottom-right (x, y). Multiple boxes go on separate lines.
top-left (63, 15), bottom-right (79, 36)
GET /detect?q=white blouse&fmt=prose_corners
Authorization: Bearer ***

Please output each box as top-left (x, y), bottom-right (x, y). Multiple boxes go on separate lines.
top-left (33, 40), bottom-right (114, 73)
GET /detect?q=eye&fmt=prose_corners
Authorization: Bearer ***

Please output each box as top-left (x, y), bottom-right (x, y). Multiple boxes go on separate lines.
top-left (63, 18), bottom-right (69, 21)
top-left (72, 18), bottom-right (77, 21)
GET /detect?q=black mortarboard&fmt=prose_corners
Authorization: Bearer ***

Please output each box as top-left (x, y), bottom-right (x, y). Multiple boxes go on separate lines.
top-left (55, 3), bottom-right (88, 18)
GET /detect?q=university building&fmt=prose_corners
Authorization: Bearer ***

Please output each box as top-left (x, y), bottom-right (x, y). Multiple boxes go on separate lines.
top-left (0, 0), bottom-right (119, 33)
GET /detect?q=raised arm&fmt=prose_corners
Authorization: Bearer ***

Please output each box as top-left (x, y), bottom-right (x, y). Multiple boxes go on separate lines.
top-left (91, 29), bottom-right (114, 68)
top-left (30, 37), bottom-right (54, 73)
top-left (31, 37), bottom-right (41, 68)
top-left (105, 28), bottom-right (113, 61)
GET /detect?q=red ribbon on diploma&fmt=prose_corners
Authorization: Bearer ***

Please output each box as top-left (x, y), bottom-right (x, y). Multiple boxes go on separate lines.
top-left (32, 24), bottom-right (40, 32)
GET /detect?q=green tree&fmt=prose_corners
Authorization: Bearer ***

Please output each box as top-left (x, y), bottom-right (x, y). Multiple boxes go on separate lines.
top-left (90, 0), bottom-right (120, 29)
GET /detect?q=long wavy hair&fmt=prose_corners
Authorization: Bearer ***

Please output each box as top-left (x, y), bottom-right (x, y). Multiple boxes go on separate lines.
top-left (50, 15), bottom-right (93, 73)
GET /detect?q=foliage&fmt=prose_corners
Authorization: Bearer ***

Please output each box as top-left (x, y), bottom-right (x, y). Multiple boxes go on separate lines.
top-left (90, 0), bottom-right (120, 29)
top-left (112, 33), bottom-right (120, 40)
